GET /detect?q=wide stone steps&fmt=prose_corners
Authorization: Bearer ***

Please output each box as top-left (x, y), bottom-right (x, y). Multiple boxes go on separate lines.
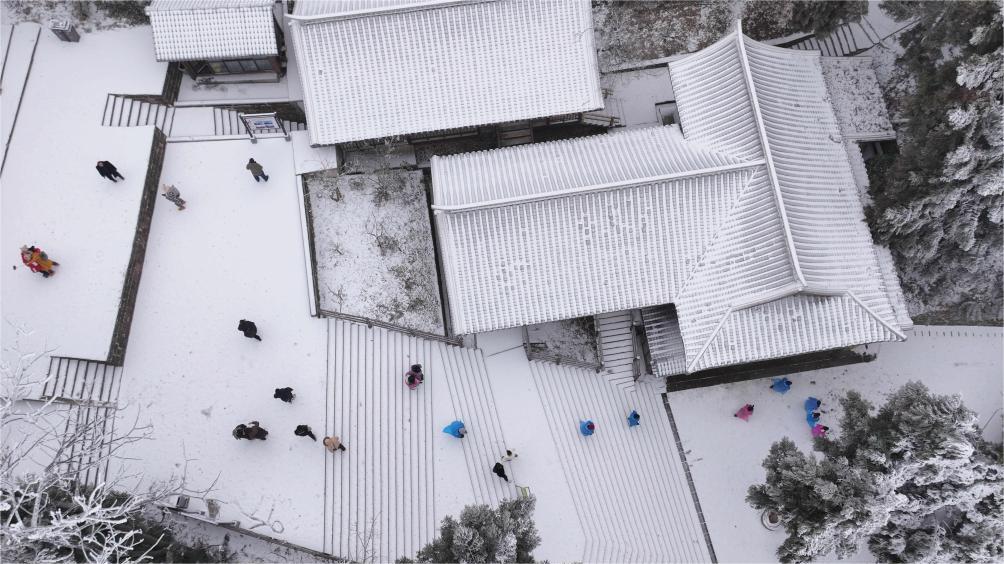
top-left (435, 340), bottom-right (518, 506)
top-left (102, 94), bottom-right (175, 133)
top-left (41, 357), bottom-right (121, 405)
top-left (528, 361), bottom-right (711, 563)
top-left (595, 310), bottom-right (638, 391)
top-left (40, 357), bottom-right (122, 490)
top-left (325, 319), bottom-right (437, 562)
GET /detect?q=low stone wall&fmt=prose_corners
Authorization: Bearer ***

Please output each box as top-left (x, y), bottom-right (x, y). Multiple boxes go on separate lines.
top-left (107, 128), bottom-right (167, 365)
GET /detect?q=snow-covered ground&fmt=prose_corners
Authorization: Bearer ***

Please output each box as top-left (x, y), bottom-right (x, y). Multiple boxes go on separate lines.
top-left (668, 326), bottom-right (1004, 562)
top-left (1, 26), bottom-right (166, 360)
top-left (306, 169), bottom-right (445, 335)
top-left (114, 137), bottom-right (329, 550)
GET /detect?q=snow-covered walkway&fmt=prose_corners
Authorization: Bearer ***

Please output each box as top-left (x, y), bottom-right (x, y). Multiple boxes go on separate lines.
top-left (1, 27), bottom-right (167, 361)
top-left (115, 137), bottom-right (329, 550)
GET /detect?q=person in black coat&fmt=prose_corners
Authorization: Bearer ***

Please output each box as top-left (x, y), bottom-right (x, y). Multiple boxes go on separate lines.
top-left (274, 387), bottom-right (294, 403)
top-left (492, 462), bottom-right (509, 482)
top-left (234, 421), bottom-right (268, 440)
top-left (245, 421), bottom-right (268, 440)
top-left (294, 424), bottom-right (316, 441)
top-left (96, 161), bottom-right (124, 182)
top-left (238, 319), bottom-right (262, 341)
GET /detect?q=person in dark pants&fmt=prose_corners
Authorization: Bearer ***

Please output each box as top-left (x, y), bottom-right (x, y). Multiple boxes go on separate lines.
top-left (294, 425), bottom-right (316, 441)
top-left (246, 158), bottom-right (269, 182)
top-left (323, 436), bottom-right (346, 452)
top-left (245, 421), bottom-right (268, 440)
top-left (96, 161), bottom-right (124, 182)
top-left (405, 364), bottom-right (424, 389)
top-left (492, 462), bottom-right (509, 482)
top-left (234, 421), bottom-right (268, 440)
top-left (274, 387), bottom-right (294, 403)
top-left (238, 319), bottom-right (262, 341)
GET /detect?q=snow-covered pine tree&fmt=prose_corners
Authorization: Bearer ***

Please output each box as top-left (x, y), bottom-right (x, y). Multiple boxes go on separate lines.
top-left (869, 1), bottom-right (1003, 323)
top-left (747, 382), bottom-right (1004, 563)
top-left (408, 496), bottom-right (540, 563)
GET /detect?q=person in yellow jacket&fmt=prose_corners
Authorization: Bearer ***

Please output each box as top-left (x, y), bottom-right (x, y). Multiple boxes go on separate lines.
top-left (20, 245), bottom-right (58, 278)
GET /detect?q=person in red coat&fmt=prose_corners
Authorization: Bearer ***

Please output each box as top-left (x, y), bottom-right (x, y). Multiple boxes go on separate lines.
top-left (20, 245), bottom-right (58, 278)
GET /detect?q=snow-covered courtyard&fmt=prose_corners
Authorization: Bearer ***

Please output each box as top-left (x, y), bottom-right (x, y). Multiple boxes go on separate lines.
top-left (669, 326), bottom-right (1003, 562)
top-left (2, 2), bottom-right (1002, 563)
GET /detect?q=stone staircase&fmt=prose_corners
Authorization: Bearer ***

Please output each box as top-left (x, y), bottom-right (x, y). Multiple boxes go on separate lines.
top-left (435, 339), bottom-right (518, 507)
top-left (101, 94), bottom-right (307, 139)
top-left (325, 319), bottom-right (437, 562)
top-left (594, 310), bottom-right (639, 391)
top-left (324, 318), bottom-right (518, 562)
top-left (642, 305), bottom-right (687, 378)
top-left (528, 361), bottom-right (712, 562)
top-left (40, 357), bottom-right (123, 490)
top-left (496, 121), bottom-right (533, 147)
top-left (41, 357), bottom-right (122, 406)
top-left (102, 94), bottom-right (175, 133)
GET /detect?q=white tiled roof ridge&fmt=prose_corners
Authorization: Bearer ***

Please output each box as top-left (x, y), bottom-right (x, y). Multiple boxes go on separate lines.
top-left (288, 0), bottom-right (495, 23)
top-left (431, 159), bottom-right (763, 213)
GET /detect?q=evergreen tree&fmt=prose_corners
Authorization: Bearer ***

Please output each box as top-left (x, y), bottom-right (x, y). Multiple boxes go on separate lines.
top-left (406, 496), bottom-right (540, 563)
top-left (747, 382), bottom-right (1004, 563)
top-left (868, 1), bottom-right (1003, 323)
top-left (789, 1), bottom-right (868, 37)
top-left (741, 0), bottom-right (868, 41)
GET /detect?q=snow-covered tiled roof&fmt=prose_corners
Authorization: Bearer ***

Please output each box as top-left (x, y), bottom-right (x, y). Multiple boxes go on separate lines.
top-left (288, 0), bottom-right (602, 145)
top-left (820, 56), bottom-right (896, 141)
top-left (147, 0), bottom-right (278, 62)
top-left (434, 26), bottom-right (912, 372)
top-left (433, 127), bottom-right (760, 334)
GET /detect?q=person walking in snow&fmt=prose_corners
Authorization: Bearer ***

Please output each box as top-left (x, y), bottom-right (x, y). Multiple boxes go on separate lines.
top-left (232, 423), bottom-right (247, 440)
top-left (234, 421), bottom-right (268, 440)
top-left (806, 411), bottom-right (821, 428)
top-left (405, 364), bottom-right (424, 389)
top-left (246, 158), bottom-right (269, 182)
top-left (734, 404), bottom-right (755, 421)
top-left (501, 448), bottom-right (518, 462)
top-left (627, 410), bottom-right (641, 427)
top-left (443, 420), bottom-right (467, 438)
top-left (96, 160), bottom-right (124, 182)
top-left (294, 424), bottom-right (317, 441)
top-left (492, 462), bottom-right (510, 482)
top-left (274, 387), bottom-right (294, 403)
top-left (811, 424), bottom-right (829, 438)
top-left (20, 245), bottom-right (59, 278)
top-left (238, 319), bottom-right (262, 341)
top-left (769, 377), bottom-right (792, 394)
top-left (161, 184), bottom-right (186, 210)
top-left (579, 420), bottom-right (596, 436)
top-left (804, 397), bottom-right (821, 413)
top-left (323, 435), bottom-right (346, 452)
